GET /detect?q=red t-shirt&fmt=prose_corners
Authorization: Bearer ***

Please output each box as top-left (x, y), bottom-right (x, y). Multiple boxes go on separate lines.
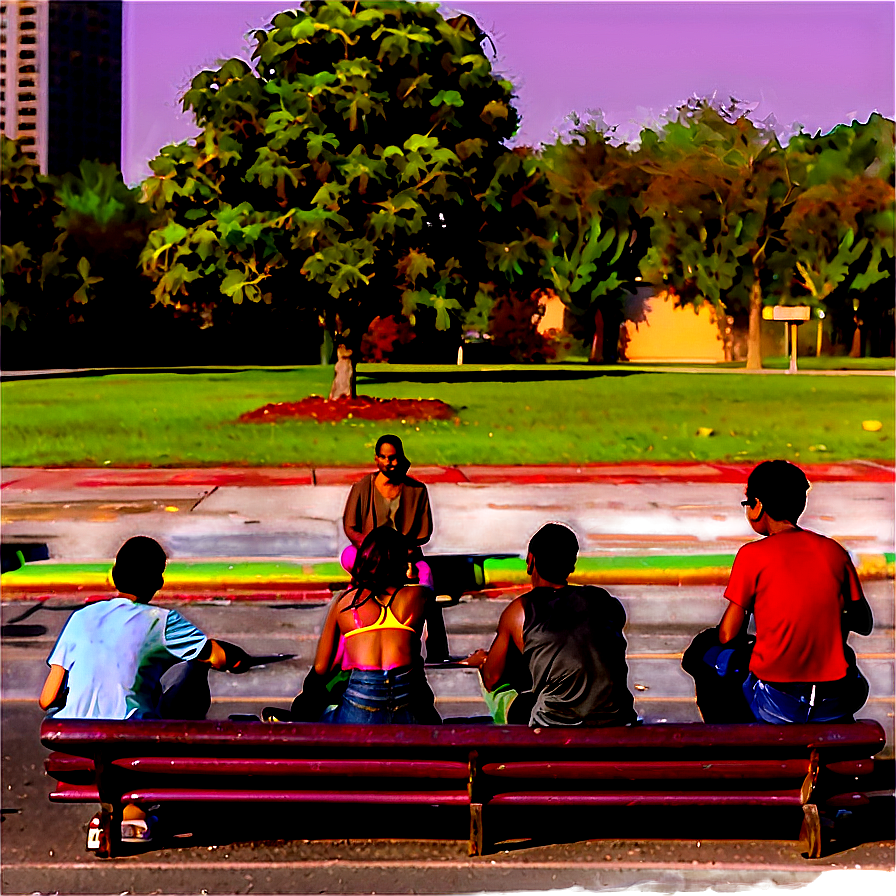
top-left (724, 528), bottom-right (864, 683)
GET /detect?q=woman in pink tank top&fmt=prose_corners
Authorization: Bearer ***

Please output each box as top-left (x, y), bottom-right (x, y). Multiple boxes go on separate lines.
top-left (314, 527), bottom-right (435, 724)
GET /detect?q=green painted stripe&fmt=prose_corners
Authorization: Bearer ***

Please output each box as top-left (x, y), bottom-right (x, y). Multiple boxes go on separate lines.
top-left (3, 552), bottom-right (891, 589)
top-left (0, 560), bottom-right (350, 586)
top-left (483, 554), bottom-right (736, 576)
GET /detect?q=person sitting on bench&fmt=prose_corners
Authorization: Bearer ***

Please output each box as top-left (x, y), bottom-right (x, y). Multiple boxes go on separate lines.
top-left (706, 460), bottom-right (873, 724)
top-left (462, 522), bottom-right (637, 727)
top-left (314, 526), bottom-right (437, 724)
top-left (38, 535), bottom-right (251, 842)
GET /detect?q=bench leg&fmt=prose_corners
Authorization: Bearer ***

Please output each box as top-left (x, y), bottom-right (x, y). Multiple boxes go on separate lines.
top-left (469, 803), bottom-right (483, 857)
top-left (800, 803), bottom-right (822, 859)
top-left (94, 802), bottom-right (119, 859)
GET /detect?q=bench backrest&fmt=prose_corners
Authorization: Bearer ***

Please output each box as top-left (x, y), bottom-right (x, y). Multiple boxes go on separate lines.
top-left (42, 719), bottom-right (886, 762)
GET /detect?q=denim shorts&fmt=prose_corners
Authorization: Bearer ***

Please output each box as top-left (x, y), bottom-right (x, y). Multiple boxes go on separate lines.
top-left (329, 666), bottom-right (419, 725)
top-left (743, 670), bottom-right (868, 724)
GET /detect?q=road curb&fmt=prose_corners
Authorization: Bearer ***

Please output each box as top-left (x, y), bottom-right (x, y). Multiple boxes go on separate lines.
top-left (2, 460), bottom-right (894, 491)
top-left (2, 552), bottom-right (892, 600)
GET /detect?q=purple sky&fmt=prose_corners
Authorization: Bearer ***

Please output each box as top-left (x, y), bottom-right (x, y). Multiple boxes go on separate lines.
top-left (122, 1), bottom-right (895, 185)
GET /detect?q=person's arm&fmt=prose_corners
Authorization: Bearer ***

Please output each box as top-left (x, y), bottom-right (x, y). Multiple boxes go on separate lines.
top-left (39, 664), bottom-right (66, 710)
top-left (313, 594), bottom-right (343, 676)
top-left (844, 596), bottom-right (873, 636)
top-left (196, 638), bottom-right (253, 672)
top-left (413, 485), bottom-right (433, 547)
top-left (719, 546), bottom-right (754, 644)
top-left (718, 601), bottom-right (748, 644)
top-left (462, 598), bottom-right (525, 691)
top-left (343, 480), bottom-right (367, 547)
top-left (842, 556), bottom-right (873, 636)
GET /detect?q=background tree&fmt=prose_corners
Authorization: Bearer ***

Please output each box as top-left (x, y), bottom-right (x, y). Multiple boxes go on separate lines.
top-left (534, 122), bottom-right (651, 362)
top-left (1, 136), bottom-right (154, 366)
top-left (780, 115), bottom-right (895, 355)
top-left (140, 0), bottom-right (518, 398)
top-left (473, 123), bottom-right (650, 363)
top-left (637, 98), bottom-right (794, 369)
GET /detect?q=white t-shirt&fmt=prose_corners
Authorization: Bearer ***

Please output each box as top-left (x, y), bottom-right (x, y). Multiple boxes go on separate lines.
top-left (46, 596), bottom-right (208, 719)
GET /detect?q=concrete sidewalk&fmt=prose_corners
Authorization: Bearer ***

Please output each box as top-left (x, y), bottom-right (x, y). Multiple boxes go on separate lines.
top-left (2, 461), bottom-right (893, 599)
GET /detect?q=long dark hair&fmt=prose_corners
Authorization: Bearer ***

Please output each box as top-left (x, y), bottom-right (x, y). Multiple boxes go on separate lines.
top-left (345, 526), bottom-right (410, 610)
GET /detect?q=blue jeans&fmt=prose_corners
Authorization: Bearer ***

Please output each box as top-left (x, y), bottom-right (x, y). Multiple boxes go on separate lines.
top-left (327, 667), bottom-right (419, 724)
top-left (743, 671), bottom-right (868, 724)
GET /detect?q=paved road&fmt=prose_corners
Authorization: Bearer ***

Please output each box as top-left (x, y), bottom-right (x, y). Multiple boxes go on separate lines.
top-left (2, 463), bottom-right (893, 892)
top-left (2, 591), bottom-right (894, 895)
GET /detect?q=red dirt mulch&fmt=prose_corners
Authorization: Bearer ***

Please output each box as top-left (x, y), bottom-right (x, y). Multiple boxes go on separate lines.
top-left (239, 395), bottom-right (457, 423)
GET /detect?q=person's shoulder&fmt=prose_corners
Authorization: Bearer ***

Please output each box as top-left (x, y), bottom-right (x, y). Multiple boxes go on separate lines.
top-left (402, 474), bottom-right (427, 490)
top-left (566, 584), bottom-right (616, 603)
top-left (797, 528), bottom-right (851, 557)
top-left (734, 536), bottom-right (765, 556)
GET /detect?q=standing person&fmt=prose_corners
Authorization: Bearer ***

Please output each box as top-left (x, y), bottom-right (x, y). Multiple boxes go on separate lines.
top-left (711, 460), bottom-right (873, 724)
top-left (463, 523), bottom-right (637, 728)
top-left (314, 527), bottom-right (437, 724)
top-left (341, 434), bottom-right (449, 661)
top-left (39, 535), bottom-right (251, 841)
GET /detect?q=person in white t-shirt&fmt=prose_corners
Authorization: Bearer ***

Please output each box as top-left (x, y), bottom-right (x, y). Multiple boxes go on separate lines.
top-left (39, 536), bottom-right (250, 841)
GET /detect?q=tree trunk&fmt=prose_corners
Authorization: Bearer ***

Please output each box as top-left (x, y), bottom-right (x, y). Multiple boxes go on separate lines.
top-left (849, 319), bottom-right (862, 358)
top-left (589, 309), bottom-right (605, 363)
top-left (745, 277), bottom-right (763, 370)
top-left (329, 343), bottom-right (356, 400)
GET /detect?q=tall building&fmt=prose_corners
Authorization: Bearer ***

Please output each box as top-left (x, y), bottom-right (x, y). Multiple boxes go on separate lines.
top-left (1, 0), bottom-right (121, 174)
top-left (0, 1), bottom-right (48, 167)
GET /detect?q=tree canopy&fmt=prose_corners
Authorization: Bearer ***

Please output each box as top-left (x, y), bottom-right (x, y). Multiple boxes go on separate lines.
top-left (140, 0), bottom-right (519, 396)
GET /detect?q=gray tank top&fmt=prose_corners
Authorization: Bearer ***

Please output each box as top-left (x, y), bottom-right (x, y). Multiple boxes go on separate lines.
top-left (522, 585), bottom-right (636, 727)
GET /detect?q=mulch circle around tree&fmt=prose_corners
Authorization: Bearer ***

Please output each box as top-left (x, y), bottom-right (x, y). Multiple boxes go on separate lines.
top-left (239, 396), bottom-right (456, 424)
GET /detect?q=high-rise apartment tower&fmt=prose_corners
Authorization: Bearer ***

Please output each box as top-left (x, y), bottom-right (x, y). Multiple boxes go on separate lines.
top-left (1, 0), bottom-right (121, 174)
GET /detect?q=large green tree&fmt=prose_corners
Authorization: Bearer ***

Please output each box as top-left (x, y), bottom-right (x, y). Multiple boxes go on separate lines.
top-left (140, 0), bottom-right (518, 397)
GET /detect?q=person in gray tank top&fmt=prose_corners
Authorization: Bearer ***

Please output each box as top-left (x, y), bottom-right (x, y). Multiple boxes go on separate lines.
top-left (463, 523), bottom-right (637, 727)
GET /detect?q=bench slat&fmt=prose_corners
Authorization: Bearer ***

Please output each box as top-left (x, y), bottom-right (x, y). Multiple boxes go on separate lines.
top-left (487, 790), bottom-right (805, 806)
top-left (40, 719), bottom-right (887, 754)
top-left (113, 757), bottom-right (468, 778)
top-left (49, 784), bottom-right (100, 803)
top-left (481, 759), bottom-right (809, 780)
top-left (120, 788), bottom-right (470, 805)
top-left (46, 751), bottom-right (94, 773)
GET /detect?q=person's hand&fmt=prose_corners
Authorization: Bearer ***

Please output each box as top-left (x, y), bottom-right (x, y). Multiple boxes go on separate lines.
top-left (217, 641), bottom-right (253, 674)
top-left (459, 649), bottom-right (488, 669)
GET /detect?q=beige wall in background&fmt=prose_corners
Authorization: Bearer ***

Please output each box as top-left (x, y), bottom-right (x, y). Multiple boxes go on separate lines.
top-left (625, 292), bottom-right (725, 362)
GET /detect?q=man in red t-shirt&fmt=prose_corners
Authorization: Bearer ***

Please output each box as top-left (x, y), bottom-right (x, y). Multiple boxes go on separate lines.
top-left (717, 460), bottom-right (872, 723)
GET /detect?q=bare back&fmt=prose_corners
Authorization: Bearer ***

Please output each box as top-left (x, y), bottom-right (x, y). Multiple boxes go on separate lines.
top-left (336, 584), bottom-right (428, 670)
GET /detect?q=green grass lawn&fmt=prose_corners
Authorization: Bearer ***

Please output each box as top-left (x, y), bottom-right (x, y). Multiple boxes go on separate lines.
top-left (1, 365), bottom-right (892, 467)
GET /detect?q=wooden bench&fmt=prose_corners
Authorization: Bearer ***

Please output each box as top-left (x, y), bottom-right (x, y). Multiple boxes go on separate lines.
top-left (42, 718), bottom-right (886, 859)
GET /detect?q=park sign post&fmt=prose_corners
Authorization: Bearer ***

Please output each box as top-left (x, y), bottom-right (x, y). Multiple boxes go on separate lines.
top-left (764, 305), bottom-right (812, 373)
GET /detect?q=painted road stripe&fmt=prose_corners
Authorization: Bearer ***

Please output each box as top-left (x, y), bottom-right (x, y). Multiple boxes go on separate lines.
top-left (0, 856), bottom-right (893, 875)
top-left (3, 553), bottom-right (893, 590)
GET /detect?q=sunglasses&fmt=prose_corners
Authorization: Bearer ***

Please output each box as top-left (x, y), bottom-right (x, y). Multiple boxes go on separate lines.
top-left (741, 498), bottom-right (757, 509)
